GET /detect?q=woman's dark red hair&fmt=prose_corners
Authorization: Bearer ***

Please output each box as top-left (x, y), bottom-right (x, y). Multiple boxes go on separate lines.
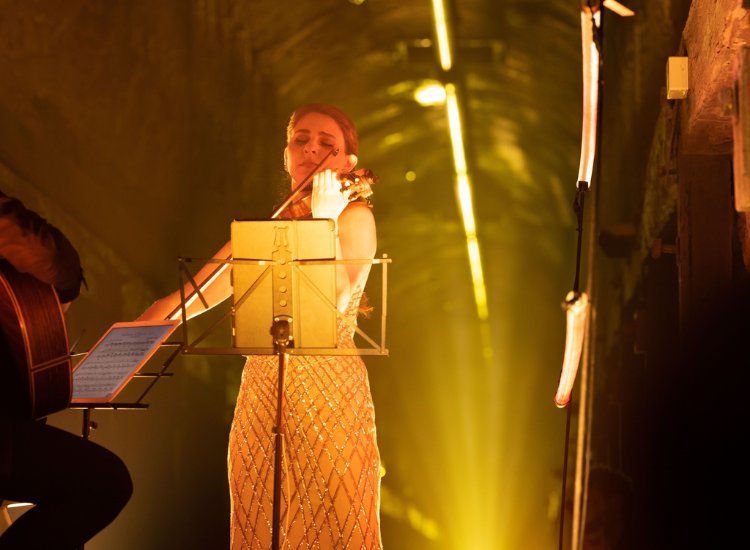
top-left (287, 104), bottom-right (359, 156)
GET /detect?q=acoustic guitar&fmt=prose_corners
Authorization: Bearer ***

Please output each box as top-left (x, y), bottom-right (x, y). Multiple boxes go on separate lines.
top-left (0, 260), bottom-right (71, 420)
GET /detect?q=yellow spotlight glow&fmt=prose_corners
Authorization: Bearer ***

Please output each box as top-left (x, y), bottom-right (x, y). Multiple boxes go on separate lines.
top-left (405, 171), bottom-right (416, 181)
top-left (577, 8), bottom-right (600, 186)
top-left (431, 0), bottom-right (452, 71)
top-left (555, 291), bottom-right (589, 407)
top-left (467, 237), bottom-right (489, 320)
top-left (414, 82), bottom-right (447, 106)
top-left (446, 84), bottom-right (467, 174)
top-left (446, 83), bottom-right (488, 320)
top-left (456, 173), bottom-right (476, 235)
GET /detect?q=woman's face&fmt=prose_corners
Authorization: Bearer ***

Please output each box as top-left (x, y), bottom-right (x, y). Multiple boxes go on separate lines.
top-left (285, 112), bottom-right (355, 186)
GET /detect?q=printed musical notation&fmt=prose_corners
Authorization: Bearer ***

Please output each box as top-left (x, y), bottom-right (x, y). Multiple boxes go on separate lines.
top-left (72, 325), bottom-right (174, 400)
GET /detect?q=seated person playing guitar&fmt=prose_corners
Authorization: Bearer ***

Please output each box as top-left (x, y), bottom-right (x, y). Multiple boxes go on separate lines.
top-left (0, 190), bottom-right (132, 550)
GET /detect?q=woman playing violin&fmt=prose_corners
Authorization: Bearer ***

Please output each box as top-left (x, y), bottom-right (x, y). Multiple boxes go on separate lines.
top-left (139, 103), bottom-right (382, 549)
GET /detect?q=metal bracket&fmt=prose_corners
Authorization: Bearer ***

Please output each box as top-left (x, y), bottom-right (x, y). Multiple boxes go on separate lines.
top-left (177, 255), bottom-right (391, 357)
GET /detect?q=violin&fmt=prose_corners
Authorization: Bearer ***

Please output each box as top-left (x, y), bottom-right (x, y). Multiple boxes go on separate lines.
top-left (164, 150), bottom-right (377, 320)
top-left (277, 169), bottom-right (378, 220)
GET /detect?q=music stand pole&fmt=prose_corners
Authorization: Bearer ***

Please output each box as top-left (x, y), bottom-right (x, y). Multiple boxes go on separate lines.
top-left (263, 225), bottom-right (298, 550)
top-left (77, 410), bottom-right (97, 550)
top-left (216, 221), bottom-right (390, 548)
top-left (271, 316), bottom-right (291, 550)
top-left (71, 342), bottom-right (180, 550)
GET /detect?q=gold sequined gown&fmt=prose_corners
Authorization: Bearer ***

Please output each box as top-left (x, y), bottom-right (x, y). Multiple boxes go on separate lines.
top-left (228, 291), bottom-right (382, 549)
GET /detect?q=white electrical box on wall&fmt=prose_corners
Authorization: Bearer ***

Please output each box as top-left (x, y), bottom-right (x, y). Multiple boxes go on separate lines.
top-left (667, 56), bottom-right (689, 99)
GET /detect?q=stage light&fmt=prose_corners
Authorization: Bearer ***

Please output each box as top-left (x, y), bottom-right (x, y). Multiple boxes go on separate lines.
top-left (555, 292), bottom-right (588, 408)
top-left (431, 0), bottom-right (452, 71)
top-left (446, 83), bottom-right (488, 320)
top-left (577, 8), bottom-right (600, 186)
top-left (414, 81), bottom-right (447, 105)
top-left (455, 172), bottom-right (476, 234)
top-left (603, 0), bottom-right (634, 16)
top-left (466, 236), bottom-right (488, 319)
top-left (446, 84), bottom-right (467, 174)
top-left (405, 171), bottom-right (416, 181)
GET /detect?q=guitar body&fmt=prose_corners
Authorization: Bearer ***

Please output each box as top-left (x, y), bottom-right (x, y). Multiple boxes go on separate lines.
top-left (0, 260), bottom-right (71, 420)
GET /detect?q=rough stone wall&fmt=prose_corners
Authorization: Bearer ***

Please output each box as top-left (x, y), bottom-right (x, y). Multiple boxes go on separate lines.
top-left (0, 3), bottom-right (280, 547)
top-left (681, 0), bottom-right (750, 153)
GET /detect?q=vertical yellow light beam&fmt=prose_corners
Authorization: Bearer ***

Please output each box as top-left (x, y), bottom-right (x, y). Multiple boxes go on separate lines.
top-left (431, 0), bottom-right (452, 71)
top-left (446, 83), bottom-right (488, 320)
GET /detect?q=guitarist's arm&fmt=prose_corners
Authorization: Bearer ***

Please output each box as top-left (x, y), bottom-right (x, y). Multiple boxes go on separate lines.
top-left (0, 191), bottom-right (83, 304)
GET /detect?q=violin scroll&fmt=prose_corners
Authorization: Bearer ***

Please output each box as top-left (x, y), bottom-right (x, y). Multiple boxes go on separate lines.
top-left (339, 169), bottom-right (378, 206)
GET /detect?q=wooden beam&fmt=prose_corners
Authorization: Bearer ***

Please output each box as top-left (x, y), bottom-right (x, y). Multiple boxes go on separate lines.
top-left (681, 0), bottom-right (750, 154)
top-left (730, 47), bottom-right (750, 211)
top-left (677, 154), bottom-right (734, 337)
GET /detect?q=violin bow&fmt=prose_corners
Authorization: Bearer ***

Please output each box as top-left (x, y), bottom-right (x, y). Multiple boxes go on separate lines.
top-left (165, 148), bottom-right (340, 321)
top-left (270, 148), bottom-right (340, 219)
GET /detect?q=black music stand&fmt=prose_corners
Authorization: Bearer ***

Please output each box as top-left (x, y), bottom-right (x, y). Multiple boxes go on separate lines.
top-left (68, 341), bottom-right (182, 550)
top-left (69, 341), bottom-right (183, 439)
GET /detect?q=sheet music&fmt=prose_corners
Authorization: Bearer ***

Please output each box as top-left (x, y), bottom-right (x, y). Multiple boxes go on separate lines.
top-left (72, 325), bottom-right (174, 400)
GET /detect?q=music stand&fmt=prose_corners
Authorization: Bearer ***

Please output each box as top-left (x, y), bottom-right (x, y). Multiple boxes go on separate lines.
top-left (69, 340), bottom-right (183, 438)
top-left (66, 335), bottom-right (182, 550)
top-left (174, 219), bottom-right (391, 550)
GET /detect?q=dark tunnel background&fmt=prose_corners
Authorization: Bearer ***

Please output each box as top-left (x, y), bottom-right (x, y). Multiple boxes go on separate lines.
top-left (0, 1), bottom-right (680, 548)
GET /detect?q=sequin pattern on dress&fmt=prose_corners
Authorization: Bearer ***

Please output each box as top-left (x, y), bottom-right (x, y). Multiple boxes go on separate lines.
top-left (228, 290), bottom-right (382, 549)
